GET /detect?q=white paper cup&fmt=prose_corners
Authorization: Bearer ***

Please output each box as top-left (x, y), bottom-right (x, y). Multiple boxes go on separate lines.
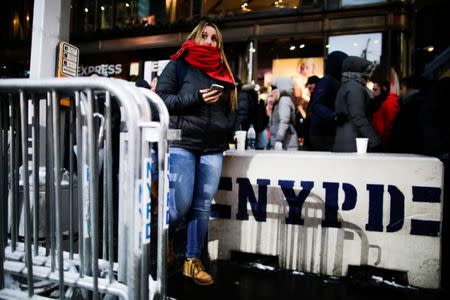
top-left (355, 138), bottom-right (369, 154)
top-left (234, 130), bottom-right (247, 151)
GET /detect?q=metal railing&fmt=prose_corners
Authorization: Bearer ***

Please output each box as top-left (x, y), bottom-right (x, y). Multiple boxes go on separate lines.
top-left (0, 77), bottom-right (170, 300)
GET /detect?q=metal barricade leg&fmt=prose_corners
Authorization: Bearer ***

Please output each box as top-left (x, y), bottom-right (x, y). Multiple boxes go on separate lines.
top-left (69, 96), bottom-right (75, 260)
top-left (86, 89), bottom-right (99, 300)
top-left (75, 91), bottom-right (85, 277)
top-left (10, 95), bottom-right (19, 252)
top-left (20, 91), bottom-right (34, 297)
top-left (51, 91), bottom-right (65, 299)
top-left (104, 91), bottom-right (114, 283)
top-left (0, 96), bottom-right (6, 290)
top-left (32, 95), bottom-right (40, 257)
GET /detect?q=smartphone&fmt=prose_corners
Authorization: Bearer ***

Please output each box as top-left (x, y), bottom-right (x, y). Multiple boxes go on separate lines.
top-left (210, 83), bottom-right (224, 93)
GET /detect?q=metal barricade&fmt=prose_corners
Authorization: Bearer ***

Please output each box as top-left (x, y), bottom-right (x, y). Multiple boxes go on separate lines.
top-left (0, 77), bottom-right (170, 300)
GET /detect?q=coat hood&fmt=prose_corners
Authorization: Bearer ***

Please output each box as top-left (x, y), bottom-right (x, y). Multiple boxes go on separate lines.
top-left (342, 56), bottom-right (374, 76)
top-left (325, 51), bottom-right (348, 81)
top-left (272, 76), bottom-right (295, 94)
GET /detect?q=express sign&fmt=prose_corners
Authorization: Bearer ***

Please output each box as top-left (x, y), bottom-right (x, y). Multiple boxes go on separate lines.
top-left (78, 64), bottom-right (123, 77)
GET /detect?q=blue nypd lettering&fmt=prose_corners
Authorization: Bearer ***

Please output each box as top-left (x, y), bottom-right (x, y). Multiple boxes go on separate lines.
top-left (211, 177), bottom-right (441, 237)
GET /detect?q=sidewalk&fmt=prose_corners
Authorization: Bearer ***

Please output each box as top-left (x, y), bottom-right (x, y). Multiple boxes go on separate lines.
top-left (167, 259), bottom-right (447, 300)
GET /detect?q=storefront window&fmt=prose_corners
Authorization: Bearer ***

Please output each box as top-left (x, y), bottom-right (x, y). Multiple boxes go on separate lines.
top-left (99, 0), bottom-right (113, 29)
top-left (116, 1), bottom-right (137, 28)
top-left (76, 0), bottom-right (144, 31)
top-left (77, 0), bottom-right (95, 32)
top-left (341, 0), bottom-right (386, 7)
top-left (110, 0), bottom-right (143, 29)
top-left (254, 37), bottom-right (325, 100)
top-left (327, 33), bottom-right (382, 63)
top-left (203, 0), bottom-right (300, 16)
top-left (166, 0), bottom-right (192, 23)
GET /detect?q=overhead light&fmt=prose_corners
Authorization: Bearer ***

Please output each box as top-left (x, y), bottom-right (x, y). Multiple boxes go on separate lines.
top-left (101, 6), bottom-right (105, 11)
top-left (424, 46), bottom-right (434, 52)
top-left (353, 42), bottom-right (358, 46)
top-left (274, 1), bottom-right (285, 8)
top-left (126, 3), bottom-right (130, 7)
top-left (84, 8), bottom-right (88, 13)
top-left (325, 44), bottom-right (330, 48)
top-left (299, 43), bottom-right (305, 49)
top-left (241, 1), bottom-right (248, 9)
top-left (289, 38), bottom-right (296, 51)
top-left (373, 40), bottom-right (379, 44)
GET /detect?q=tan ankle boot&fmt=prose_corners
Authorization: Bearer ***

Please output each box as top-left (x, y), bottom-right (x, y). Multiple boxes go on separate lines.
top-left (183, 258), bottom-right (214, 285)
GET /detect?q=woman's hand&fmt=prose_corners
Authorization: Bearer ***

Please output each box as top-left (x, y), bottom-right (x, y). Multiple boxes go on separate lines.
top-left (200, 89), bottom-right (222, 104)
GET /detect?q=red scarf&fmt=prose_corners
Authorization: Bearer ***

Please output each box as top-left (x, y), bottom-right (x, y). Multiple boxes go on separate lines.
top-left (170, 40), bottom-right (234, 85)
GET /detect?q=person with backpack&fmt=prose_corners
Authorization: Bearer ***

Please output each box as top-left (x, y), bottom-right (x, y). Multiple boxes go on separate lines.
top-left (156, 20), bottom-right (236, 286)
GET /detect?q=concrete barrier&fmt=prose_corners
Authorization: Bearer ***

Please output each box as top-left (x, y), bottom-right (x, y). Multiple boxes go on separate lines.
top-left (208, 150), bottom-right (444, 289)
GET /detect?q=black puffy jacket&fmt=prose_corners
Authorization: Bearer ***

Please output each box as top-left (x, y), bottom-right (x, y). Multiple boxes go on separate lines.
top-left (156, 58), bottom-right (234, 152)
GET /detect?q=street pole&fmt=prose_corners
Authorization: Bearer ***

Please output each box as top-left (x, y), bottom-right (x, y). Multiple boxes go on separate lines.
top-left (247, 41), bottom-right (254, 84)
top-left (30, 0), bottom-right (70, 79)
top-left (30, 0), bottom-right (71, 162)
top-left (28, 1), bottom-right (71, 298)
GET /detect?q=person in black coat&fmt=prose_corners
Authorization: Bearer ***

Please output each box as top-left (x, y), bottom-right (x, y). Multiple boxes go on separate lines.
top-left (307, 51), bottom-right (348, 151)
top-left (390, 76), bottom-right (423, 154)
top-left (156, 20), bottom-right (236, 286)
top-left (333, 56), bottom-right (380, 152)
top-left (234, 82), bottom-right (269, 148)
top-left (234, 82), bottom-right (258, 132)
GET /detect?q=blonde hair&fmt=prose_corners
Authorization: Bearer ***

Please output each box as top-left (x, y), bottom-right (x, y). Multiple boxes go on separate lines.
top-left (187, 21), bottom-right (237, 111)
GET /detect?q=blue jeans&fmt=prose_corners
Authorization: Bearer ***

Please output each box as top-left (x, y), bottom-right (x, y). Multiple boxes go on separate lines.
top-left (168, 147), bottom-right (224, 258)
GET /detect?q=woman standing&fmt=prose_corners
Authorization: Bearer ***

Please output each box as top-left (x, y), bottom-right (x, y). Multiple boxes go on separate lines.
top-left (156, 21), bottom-right (236, 285)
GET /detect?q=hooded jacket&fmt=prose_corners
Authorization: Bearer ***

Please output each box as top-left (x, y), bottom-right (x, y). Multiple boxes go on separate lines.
top-left (308, 51), bottom-right (348, 151)
top-left (234, 83), bottom-right (259, 132)
top-left (333, 56), bottom-right (381, 152)
top-left (269, 77), bottom-right (298, 150)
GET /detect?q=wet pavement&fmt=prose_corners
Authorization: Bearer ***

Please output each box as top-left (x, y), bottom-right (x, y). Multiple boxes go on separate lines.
top-left (167, 259), bottom-right (448, 300)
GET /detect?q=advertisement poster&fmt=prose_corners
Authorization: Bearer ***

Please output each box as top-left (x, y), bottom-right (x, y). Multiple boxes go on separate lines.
top-left (272, 57), bottom-right (324, 100)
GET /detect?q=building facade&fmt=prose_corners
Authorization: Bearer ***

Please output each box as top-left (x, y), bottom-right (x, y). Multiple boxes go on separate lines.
top-left (0, 1), bottom-right (447, 81)
top-left (70, 0), bottom-right (413, 85)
